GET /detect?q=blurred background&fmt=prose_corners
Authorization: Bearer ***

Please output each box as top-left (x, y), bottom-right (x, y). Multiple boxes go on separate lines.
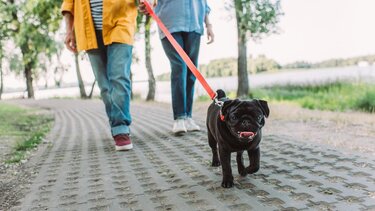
top-left (0, 0), bottom-right (374, 113)
top-left (1, 1), bottom-right (375, 208)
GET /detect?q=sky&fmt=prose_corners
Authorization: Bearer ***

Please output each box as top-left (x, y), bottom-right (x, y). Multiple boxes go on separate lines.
top-left (4, 0), bottom-right (375, 88)
top-left (129, 0), bottom-right (375, 81)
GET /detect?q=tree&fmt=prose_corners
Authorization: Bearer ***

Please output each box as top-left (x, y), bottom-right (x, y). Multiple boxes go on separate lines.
top-left (0, 41), bottom-right (3, 99)
top-left (249, 54), bottom-right (281, 74)
top-left (52, 43), bottom-right (69, 87)
top-left (0, 1), bottom-right (15, 99)
top-left (230, 0), bottom-right (282, 97)
top-left (144, 16), bottom-right (156, 101)
top-left (74, 53), bottom-right (88, 98)
top-left (4, 0), bottom-right (62, 98)
top-left (136, 13), bottom-right (156, 101)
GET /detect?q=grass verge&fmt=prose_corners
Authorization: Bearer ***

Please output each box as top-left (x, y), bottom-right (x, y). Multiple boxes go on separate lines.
top-left (251, 82), bottom-right (375, 113)
top-left (0, 103), bottom-right (53, 164)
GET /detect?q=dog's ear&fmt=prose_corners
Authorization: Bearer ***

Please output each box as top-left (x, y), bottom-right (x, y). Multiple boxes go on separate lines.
top-left (221, 99), bottom-right (239, 116)
top-left (256, 100), bottom-right (270, 118)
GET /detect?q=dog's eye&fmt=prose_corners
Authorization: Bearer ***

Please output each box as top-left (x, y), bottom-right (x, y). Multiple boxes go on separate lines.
top-left (230, 115), bottom-right (237, 121)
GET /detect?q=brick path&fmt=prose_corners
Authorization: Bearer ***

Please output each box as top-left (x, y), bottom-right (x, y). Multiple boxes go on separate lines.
top-left (10, 99), bottom-right (375, 210)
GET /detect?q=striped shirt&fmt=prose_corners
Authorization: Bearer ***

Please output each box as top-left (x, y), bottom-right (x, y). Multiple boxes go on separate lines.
top-left (89, 0), bottom-right (103, 30)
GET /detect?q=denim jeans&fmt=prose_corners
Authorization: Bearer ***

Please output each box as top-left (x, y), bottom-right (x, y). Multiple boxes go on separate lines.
top-left (87, 31), bottom-right (132, 136)
top-left (161, 32), bottom-right (201, 120)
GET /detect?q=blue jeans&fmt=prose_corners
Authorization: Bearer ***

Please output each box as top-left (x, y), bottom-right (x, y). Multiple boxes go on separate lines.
top-left (87, 31), bottom-right (132, 136)
top-left (161, 32), bottom-right (201, 120)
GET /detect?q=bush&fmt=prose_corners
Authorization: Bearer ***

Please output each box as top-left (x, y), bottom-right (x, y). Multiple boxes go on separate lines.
top-left (355, 90), bottom-right (375, 113)
top-left (252, 82), bottom-right (375, 113)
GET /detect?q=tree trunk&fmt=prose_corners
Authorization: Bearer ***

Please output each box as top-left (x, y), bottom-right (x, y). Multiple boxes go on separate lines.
top-left (74, 53), bottom-right (87, 98)
top-left (54, 52), bottom-right (65, 88)
top-left (25, 64), bottom-right (34, 99)
top-left (235, 0), bottom-right (249, 98)
top-left (145, 16), bottom-right (156, 101)
top-left (20, 44), bottom-right (35, 99)
top-left (0, 67), bottom-right (3, 100)
top-left (88, 80), bottom-right (96, 99)
top-left (0, 53), bottom-right (3, 100)
top-left (0, 42), bottom-right (3, 100)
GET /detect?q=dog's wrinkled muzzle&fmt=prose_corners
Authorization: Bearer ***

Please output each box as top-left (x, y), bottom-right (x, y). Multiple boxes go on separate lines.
top-left (239, 131), bottom-right (256, 140)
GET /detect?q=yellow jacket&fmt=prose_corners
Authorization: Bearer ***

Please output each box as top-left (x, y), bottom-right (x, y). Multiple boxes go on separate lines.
top-left (62, 0), bottom-right (153, 51)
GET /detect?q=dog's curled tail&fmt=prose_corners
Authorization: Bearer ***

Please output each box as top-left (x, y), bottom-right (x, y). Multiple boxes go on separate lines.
top-left (216, 89), bottom-right (226, 99)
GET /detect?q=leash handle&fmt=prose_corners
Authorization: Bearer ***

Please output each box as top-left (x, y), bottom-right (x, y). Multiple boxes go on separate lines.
top-left (141, 0), bottom-right (217, 100)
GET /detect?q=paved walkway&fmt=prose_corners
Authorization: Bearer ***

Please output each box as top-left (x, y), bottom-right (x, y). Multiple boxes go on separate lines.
top-left (10, 99), bottom-right (375, 210)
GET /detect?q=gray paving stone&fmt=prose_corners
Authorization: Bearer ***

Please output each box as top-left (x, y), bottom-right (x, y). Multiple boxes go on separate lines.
top-left (8, 99), bottom-right (375, 211)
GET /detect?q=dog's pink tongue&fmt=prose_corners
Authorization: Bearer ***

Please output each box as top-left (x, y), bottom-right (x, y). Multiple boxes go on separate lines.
top-left (240, 132), bottom-right (255, 138)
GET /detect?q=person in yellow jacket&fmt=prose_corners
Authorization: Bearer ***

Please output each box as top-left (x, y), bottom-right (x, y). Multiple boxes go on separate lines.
top-left (61, 0), bottom-right (155, 151)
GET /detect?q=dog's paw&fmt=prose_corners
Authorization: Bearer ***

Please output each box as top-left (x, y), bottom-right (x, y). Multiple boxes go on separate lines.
top-left (238, 169), bottom-right (248, 177)
top-left (211, 160), bottom-right (221, 167)
top-left (246, 166), bottom-right (260, 174)
top-left (221, 180), bottom-right (234, 188)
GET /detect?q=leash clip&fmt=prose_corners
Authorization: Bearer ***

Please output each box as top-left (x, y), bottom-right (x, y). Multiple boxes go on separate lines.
top-left (213, 92), bottom-right (224, 107)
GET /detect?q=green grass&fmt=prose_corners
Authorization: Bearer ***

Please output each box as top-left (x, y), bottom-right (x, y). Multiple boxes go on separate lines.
top-left (251, 82), bottom-right (375, 113)
top-left (0, 103), bottom-right (53, 164)
top-left (355, 90), bottom-right (375, 113)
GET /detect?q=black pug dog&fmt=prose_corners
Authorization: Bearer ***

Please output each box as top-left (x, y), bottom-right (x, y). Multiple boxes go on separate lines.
top-left (206, 89), bottom-right (269, 188)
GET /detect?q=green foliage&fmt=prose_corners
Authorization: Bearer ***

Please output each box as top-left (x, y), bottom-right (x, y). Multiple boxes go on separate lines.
top-left (284, 55), bottom-right (375, 69)
top-left (0, 103), bottom-right (53, 164)
top-left (200, 58), bottom-right (238, 78)
top-left (0, 103), bottom-right (27, 135)
top-left (355, 89), bottom-right (375, 113)
top-left (229, 0), bottom-right (283, 97)
top-left (196, 94), bottom-right (211, 102)
top-left (156, 55), bottom-right (281, 81)
top-left (283, 61), bottom-right (312, 69)
top-left (0, 2), bottom-right (16, 39)
top-left (1, 0), bottom-right (63, 97)
top-left (251, 82), bottom-right (375, 113)
top-left (249, 54), bottom-right (281, 74)
top-left (232, 0), bottom-right (283, 41)
top-left (14, 131), bottom-right (47, 152)
top-left (15, 0), bottom-right (62, 68)
top-left (8, 53), bottom-right (24, 75)
top-left (157, 53), bottom-right (375, 81)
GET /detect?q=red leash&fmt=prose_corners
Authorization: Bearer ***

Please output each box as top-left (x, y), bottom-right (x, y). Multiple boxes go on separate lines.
top-left (141, 0), bottom-right (217, 100)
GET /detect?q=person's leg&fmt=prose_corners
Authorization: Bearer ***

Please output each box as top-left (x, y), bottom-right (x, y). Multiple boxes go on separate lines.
top-left (87, 31), bottom-right (112, 120)
top-left (161, 32), bottom-right (187, 120)
top-left (106, 43), bottom-right (133, 136)
top-left (183, 32), bottom-right (201, 118)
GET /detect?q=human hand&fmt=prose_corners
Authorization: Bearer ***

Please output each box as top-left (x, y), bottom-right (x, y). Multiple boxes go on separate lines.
top-left (63, 12), bottom-right (77, 53)
top-left (206, 24), bottom-right (215, 44)
top-left (138, 0), bottom-right (156, 15)
top-left (64, 29), bottom-right (77, 53)
top-left (138, 1), bottom-right (148, 15)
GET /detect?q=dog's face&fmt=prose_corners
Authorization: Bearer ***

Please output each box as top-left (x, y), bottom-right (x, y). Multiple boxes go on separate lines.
top-left (221, 99), bottom-right (269, 142)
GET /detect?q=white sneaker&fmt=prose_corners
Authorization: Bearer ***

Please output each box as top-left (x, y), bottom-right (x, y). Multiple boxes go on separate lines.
top-left (185, 118), bottom-right (201, 131)
top-left (172, 119), bottom-right (187, 135)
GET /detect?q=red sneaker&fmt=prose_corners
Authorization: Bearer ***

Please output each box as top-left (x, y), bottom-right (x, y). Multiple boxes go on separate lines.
top-left (113, 134), bottom-right (133, 151)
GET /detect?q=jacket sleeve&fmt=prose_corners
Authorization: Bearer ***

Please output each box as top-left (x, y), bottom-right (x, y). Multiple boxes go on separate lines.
top-left (61, 0), bottom-right (74, 15)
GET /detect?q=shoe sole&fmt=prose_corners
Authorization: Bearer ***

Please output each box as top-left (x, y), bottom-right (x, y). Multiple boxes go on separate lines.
top-left (115, 143), bottom-right (133, 151)
top-left (173, 130), bottom-right (187, 136)
top-left (187, 128), bottom-right (201, 132)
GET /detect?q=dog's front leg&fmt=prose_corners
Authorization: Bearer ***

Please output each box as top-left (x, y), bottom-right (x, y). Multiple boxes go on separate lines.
top-left (219, 147), bottom-right (234, 188)
top-left (236, 151), bottom-right (247, 176)
top-left (246, 147), bottom-right (260, 174)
